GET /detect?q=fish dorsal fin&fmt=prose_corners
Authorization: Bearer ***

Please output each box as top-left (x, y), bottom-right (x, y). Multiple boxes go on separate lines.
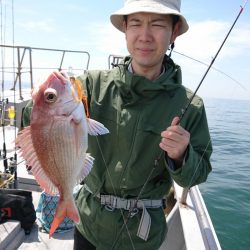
top-left (87, 118), bottom-right (109, 136)
top-left (76, 153), bottom-right (94, 184)
top-left (16, 126), bottom-right (59, 195)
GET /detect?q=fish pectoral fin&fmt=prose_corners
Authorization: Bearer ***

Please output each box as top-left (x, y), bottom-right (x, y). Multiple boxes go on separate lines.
top-left (83, 153), bottom-right (95, 177)
top-left (87, 118), bottom-right (109, 136)
top-left (76, 153), bottom-right (94, 184)
top-left (49, 199), bottom-right (80, 238)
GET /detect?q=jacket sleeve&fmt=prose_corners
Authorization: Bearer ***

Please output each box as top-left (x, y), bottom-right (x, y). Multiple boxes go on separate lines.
top-left (167, 100), bottom-right (212, 188)
top-left (22, 100), bottom-right (33, 127)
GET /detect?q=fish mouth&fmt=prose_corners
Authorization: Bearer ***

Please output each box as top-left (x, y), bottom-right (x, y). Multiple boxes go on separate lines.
top-left (44, 88), bottom-right (58, 103)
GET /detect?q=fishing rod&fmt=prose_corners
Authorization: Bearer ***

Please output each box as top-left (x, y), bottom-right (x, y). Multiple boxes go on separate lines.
top-left (179, 1), bottom-right (248, 122)
top-left (0, 0), bottom-right (8, 173)
top-left (0, 0), bottom-right (18, 185)
top-left (0, 98), bottom-right (9, 172)
top-left (111, 2), bottom-right (248, 249)
top-left (10, 0), bottom-right (18, 186)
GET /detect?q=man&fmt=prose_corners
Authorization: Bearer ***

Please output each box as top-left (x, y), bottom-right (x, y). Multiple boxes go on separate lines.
top-left (74, 0), bottom-right (212, 249)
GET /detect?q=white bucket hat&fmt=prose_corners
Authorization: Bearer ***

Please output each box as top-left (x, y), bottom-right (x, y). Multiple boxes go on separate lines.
top-left (110, 0), bottom-right (189, 36)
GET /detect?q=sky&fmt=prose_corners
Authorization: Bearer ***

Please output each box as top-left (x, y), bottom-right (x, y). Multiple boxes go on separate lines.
top-left (1, 0), bottom-right (250, 100)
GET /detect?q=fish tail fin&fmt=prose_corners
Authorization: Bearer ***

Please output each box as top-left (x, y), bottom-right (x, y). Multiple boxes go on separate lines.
top-left (49, 199), bottom-right (80, 238)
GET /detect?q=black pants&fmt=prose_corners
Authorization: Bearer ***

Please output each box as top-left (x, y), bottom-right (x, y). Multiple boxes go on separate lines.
top-left (73, 227), bottom-right (96, 250)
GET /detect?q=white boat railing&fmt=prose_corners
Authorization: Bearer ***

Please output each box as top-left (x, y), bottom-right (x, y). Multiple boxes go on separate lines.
top-left (0, 44), bottom-right (91, 129)
top-left (0, 44), bottom-right (90, 100)
top-left (174, 182), bottom-right (221, 250)
top-left (108, 54), bottom-right (124, 69)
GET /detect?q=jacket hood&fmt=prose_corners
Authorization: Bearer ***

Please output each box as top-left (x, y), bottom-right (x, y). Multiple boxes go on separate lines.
top-left (112, 55), bottom-right (183, 105)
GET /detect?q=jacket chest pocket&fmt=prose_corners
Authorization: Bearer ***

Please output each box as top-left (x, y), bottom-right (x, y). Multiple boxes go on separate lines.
top-left (134, 122), bottom-right (166, 159)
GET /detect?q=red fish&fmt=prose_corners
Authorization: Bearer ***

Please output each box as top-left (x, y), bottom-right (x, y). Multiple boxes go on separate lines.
top-left (16, 71), bottom-right (108, 237)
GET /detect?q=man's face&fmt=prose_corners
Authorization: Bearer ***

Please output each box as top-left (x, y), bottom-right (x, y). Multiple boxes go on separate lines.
top-left (124, 12), bottom-right (179, 72)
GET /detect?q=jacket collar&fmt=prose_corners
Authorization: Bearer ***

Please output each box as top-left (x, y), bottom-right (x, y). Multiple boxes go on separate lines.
top-left (112, 55), bottom-right (183, 105)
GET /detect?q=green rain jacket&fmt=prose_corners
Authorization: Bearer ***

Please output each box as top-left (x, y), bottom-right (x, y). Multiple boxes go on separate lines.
top-left (22, 56), bottom-right (212, 249)
top-left (74, 56), bottom-right (212, 249)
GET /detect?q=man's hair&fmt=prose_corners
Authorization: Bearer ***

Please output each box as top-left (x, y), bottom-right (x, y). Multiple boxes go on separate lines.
top-left (171, 15), bottom-right (180, 29)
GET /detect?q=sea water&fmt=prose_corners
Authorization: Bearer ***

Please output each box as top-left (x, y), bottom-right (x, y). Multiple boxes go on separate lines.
top-left (200, 98), bottom-right (250, 250)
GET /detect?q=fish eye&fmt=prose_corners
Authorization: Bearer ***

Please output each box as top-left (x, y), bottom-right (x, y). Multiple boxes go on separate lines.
top-left (44, 88), bottom-right (58, 103)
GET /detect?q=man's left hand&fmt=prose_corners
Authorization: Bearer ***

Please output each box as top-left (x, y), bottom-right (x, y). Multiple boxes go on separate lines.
top-left (159, 117), bottom-right (190, 166)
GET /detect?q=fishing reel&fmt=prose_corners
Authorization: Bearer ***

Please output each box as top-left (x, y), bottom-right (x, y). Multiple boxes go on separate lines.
top-left (1, 97), bottom-right (17, 180)
top-left (0, 171), bottom-right (15, 188)
top-left (0, 155), bottom-right (17, 188)
top-left (0, 98), bottom-right (16, 127)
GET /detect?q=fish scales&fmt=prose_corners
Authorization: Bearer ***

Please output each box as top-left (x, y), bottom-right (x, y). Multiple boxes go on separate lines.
top-left (40, 119), bottom-right (84, 191)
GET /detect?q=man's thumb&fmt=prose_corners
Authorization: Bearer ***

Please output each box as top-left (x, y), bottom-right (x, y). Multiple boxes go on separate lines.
top-left (171, 116), bottom-right (180, 126)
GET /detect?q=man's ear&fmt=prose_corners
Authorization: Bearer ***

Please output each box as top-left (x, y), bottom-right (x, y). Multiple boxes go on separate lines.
top-left (170, 21), bottom-right (181, 44)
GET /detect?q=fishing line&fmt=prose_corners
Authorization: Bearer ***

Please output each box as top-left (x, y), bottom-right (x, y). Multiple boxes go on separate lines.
top-left (95, 136), bottom-right (135, 250)
top-left (173, 50), bottom-right (247, 91)
top-left (110, 161), bottom-right (157, 250)
top-left (151, 0), bottom-right (250, 199)
top-left (181, 0), bottom-right (248, 193)
top-left (94, 91), bottom-right (137, 249)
